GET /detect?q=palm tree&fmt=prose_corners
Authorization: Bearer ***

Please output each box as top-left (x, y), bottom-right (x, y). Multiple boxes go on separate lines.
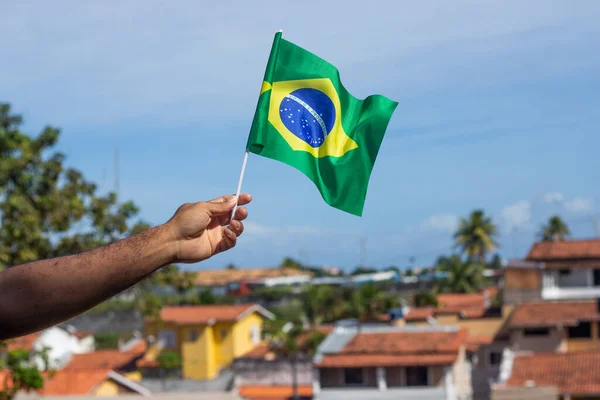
top-left (540, 215), bottom-right (570, 241)
top-left (265, 319), bottom-right (325, 400)
top-left (343, 284), bottom-right (399, 330)
top-left (454, 210), bottom-right (499, 262)
top-left (436, 255), bottom-right (484, 294)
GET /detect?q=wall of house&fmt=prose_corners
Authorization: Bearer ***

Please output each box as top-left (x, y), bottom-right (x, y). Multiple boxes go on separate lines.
top-left (452, 346), bottom-right (473, 399)
top-left (182, 325), bottom-right (215, 380)
top-left (93, 380), bottom-right (136, 396)
top-left (471, 341), bottom-right (507, 399)
top-left (430, 366), bottom-right (445, 386)
top-left (364, 368), bottom-right (377, 387)
top-left (457, 317), bottom-right (507, 337)
top-left (234, 359), bottom-right (312, 386)
top-left (320, 368), bottom-right (343, 388)
top-left (386, 367), bottom-right (404, 387)
top-left (436, 315), bottom-right (459, 325)
top-left (555, 269), bottom-right (590, 288)
top-left (504, 269), bottom-right (542, 305)
top-left (212, 321), bottom-right (235, 371)
top-left (565, 322), bottom-right (600, 352)
top-left (232, 312), bottom-right (264, 358)
top-left (510, 327), bottom-right (565, 353)
top-left (318, 367), bottom-right (377, 388)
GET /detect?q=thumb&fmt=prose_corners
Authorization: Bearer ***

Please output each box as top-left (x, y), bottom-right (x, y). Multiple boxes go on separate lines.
top-left (203, 195), bottom-right (237, 216)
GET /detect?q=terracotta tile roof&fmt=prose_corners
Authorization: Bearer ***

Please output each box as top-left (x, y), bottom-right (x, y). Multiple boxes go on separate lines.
top-left (40, 369), bottom-right (111, 395)
top-left (194, 268), bottom-right (311, 286)
top-left (465, 335), bottom-right (495, 352)
top-left (238, 385), bottom-right (313, 399)
top-left (507, 352), bottom-right (600, 395)
top-left (317, 329), bottom-right (466, 368)
top-left (240, 343), bottom-right (271, 359)
top-left (0, 370), bottom-right (12, 391)
top-left (404, 307), bottom-right (435, 321)
top-left (317, 353), bottom-right (459, 368)
top-left (5, 332), bottom-right (40, 351)
top-left (508, 301), bottom-right (600, 328)
top-left (158, 303), bottom-right (270, 325)
top-left (65, 347), bottom-right (145, 371)
top-left (406, 290), bottom-right (497, 321)
top-left (437, 293), bottom-right (485, 309)
top-left (527, 239), bottom-right (600, 261)
top-left (341, 329), bottom-right (466, 354)
top-left (136, 358), bottom-right (160, 368)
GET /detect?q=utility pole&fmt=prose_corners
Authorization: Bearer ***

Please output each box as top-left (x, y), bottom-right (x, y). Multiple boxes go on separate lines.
top-left (593, 215), bottom-right (600, 238)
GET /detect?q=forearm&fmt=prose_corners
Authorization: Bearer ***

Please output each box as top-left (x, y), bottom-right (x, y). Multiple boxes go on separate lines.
top-left (0, 224), bottom-right (176, 340)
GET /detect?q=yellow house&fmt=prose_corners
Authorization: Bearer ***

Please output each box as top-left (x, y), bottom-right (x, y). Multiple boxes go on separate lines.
top-left (142, 303), bottom-right (274, 380)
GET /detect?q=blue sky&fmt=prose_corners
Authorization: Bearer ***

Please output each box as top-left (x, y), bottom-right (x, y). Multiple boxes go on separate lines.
top-left (2, 1), bottom-right (600, 271)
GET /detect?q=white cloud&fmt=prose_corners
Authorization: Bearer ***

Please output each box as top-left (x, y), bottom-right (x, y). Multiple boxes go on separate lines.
top-left (420, 214), bottom-right (459, 233)
top-left (502, 200), bottom-right (532, 229)
top-left (543, 192), bottom-right (565, 203)
top-left (565, 197), bottom-right (594, 213)
top-left (243, 221), bottom-right (275, 235)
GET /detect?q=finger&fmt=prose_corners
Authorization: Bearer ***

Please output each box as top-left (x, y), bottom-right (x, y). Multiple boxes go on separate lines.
top-left (233, 207), bottom-right (248, 221)
top-left (208, 193), bottom-right (251, 205)
top-left (236, 193), bottom-right (252, 206)
top-left (220, 227), bottom-right (237, 251)
top-left (230, 220), bottom-right (244, 237)
top-left (203, 196), bottom-right (237, 216)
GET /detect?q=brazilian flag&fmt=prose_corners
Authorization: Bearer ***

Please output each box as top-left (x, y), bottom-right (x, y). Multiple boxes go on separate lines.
top-left (247, 31), bottom-right (398, 216)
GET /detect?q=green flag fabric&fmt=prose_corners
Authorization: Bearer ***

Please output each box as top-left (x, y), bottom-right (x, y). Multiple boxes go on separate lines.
top-left (247, 32), bottom-right (398, 216)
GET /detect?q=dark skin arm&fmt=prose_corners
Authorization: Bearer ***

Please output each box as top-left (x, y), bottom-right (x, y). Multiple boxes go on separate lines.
top-left (0, 194), bottom-right (251, 340)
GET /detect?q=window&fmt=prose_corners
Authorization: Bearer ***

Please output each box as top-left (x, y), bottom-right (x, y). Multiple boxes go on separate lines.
top-left (189, 330), bottom-right (198, 342)
top-left (568, 322), bottom-right (592, 339)
top-left (343, 368), bottom-right (364, 385)
top-left (158, 329), bottom-right (177, 349)
top-left (406, 366), bottom-right (428, 386)
top-left (488, 351), bottom-right (502, 366)
top-left (523, 328), bottom-right (549, 337)
top-left (559, 269), bottom-right (571, 276)
top-left (594, 269), bottom-right (600, 286)
top-left (250, 325), bottom-right (261, 344)
top-left (220, 329), bottom-right (228, 339)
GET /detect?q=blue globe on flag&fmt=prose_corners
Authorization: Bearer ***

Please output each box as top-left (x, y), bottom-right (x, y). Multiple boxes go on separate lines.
top-left (279, 88), bottom-right (336, 148)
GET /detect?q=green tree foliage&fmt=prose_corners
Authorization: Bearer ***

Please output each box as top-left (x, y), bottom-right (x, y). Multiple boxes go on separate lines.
top-left (280, 257), bottom-right (303, 269)
top-left (487, 253), bottom-right (503, 269)
top-left (198, 289), bottom-right (218, 305)
top-left (0, 103), bottom-right (147, 270)
top-left (435, 255), bottom-right (484, 294)
top-left (454, 210), bottom-right (499, 262)
top-left (539, 215), bottom-right (570, 242)
top-left (350, 267), bottom-right (378, 275)
top-left (413, 291), bottom-right (439, 307)
top-left (0, 341), bottom-right (52, 400)
top-left (157, 351), bottom-right (182, 370)
top-left (94, 332), bottom-right (121, 349)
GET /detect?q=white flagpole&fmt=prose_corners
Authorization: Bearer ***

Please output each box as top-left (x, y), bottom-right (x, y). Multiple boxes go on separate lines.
top-left (229, 29), bottom-right (283, 224)
top-left (230, 149), bottom-right (249, 223)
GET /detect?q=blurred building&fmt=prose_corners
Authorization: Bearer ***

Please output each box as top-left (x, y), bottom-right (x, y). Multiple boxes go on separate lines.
top-left (140, 304), bottom-right (273, 381)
